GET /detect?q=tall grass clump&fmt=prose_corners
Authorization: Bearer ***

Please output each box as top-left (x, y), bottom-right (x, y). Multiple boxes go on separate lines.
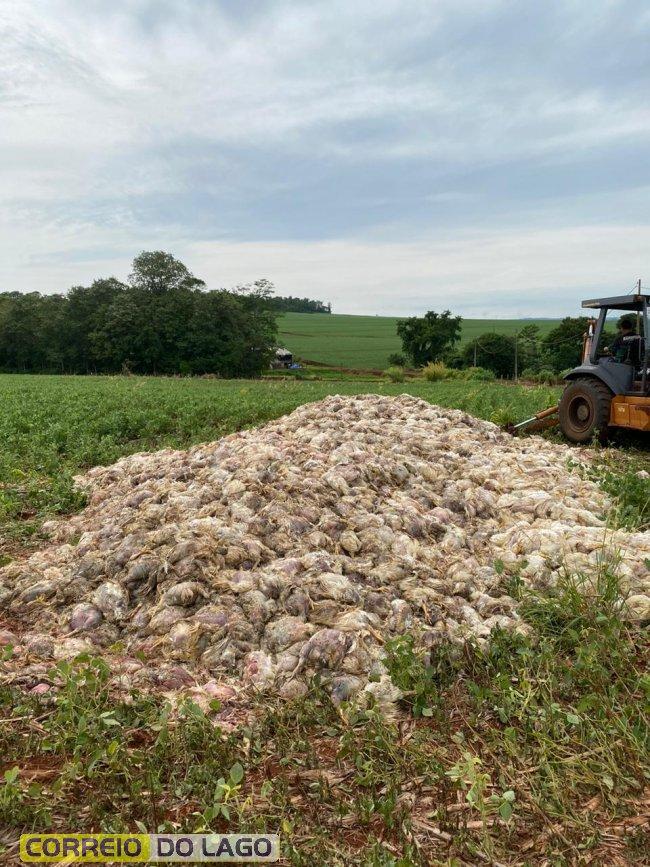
top-left (460, 366), bottom-right (496, 381)
top-left (590, 458), bottom-right (650, 530)
top-left (384, 366), bottom-right (405, 383)
top-left (521, 367), bottom-right (559, 384)
top-left (422, 361), bottom-right (450, 382)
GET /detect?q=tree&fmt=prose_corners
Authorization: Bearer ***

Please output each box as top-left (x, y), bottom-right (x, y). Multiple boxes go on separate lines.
top-left (0, 253), bottom-right (279, 377)
top-left (541, 318), bottom-right (588, 372)
top-left (232, 279), bottom-right (279, 374)
top-left (516, 324), bottom-right (542, 373)
top-left (187, 291), bottom-right (257, 376)
top-left (129, 251), bottom-right (205, 295)
top-left (234, 278), bottom-right (275, 302)
top-left (62, 278), bottom-right (126, 371)
top-left (267, 295), bottom-right (332, 313)
top-left (462, 332), bottom-right (515, 378)
top-left (541, 317), bottom-right (613, 373)
top-left (0, 292), bottom-right (66, 372)
top-left (397, 310), bottom-right (463, 366)
top-left (93, 288), bottom-right (162, 373)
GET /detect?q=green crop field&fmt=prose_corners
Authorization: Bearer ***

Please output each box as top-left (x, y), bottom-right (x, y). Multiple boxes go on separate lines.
top-left (0, 374), bottom-right (560, 553)
top-left (278, 312), bottom-right (560, 369)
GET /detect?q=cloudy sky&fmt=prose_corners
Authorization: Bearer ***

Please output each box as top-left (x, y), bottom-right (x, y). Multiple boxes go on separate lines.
top-left (2, 0), bottom-right (650, 316)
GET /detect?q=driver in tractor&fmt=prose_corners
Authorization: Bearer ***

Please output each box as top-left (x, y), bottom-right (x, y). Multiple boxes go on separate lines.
top-left (603, 316), bottom-right (636, 362)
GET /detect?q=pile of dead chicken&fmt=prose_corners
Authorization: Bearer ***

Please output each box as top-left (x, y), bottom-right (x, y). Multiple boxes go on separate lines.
top-left (1, 394), bottom-right (648, 706)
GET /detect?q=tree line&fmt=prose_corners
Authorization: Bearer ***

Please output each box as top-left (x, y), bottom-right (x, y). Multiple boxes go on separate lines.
top-left (268, 296), bottom-right (331, 314)
top-left (0, 253), bottom-right (279, 377)
top-left (393, 310), bottom-right (617, 378)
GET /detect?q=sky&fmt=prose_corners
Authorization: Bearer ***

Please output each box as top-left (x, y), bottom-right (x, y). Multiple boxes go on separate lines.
top-left (1, 0), bottom-right (650, 317)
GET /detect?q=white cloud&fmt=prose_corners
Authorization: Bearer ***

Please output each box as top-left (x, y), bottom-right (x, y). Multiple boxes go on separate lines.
top-left (186, 226), bottom-right (650, 317)
top-left (1, 212), bottom-right (647, 317)
top-left (1, 0), bottom-right (650, 310)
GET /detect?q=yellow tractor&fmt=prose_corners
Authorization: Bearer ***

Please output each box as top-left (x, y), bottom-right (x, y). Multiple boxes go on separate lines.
top-left (514, 290), bottom-right (649, 442)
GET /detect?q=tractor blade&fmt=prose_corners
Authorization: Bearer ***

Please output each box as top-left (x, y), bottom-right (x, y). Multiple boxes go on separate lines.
top-left (505, 404), bottom-right (559, 435)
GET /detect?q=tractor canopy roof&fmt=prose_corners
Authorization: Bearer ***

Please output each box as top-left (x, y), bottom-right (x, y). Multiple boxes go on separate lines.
top-left (581, 293), bottom-right (650, 311)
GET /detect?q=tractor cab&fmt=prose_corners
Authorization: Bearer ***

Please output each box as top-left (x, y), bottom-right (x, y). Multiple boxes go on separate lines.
top-left (568, 293), bottom-right (649, 394)
top-left (559, 290), bottom-right (650, 442)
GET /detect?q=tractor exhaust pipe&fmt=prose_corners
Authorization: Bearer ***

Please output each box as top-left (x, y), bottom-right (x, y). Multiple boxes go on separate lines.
top-left (581, 318), bottom-right (597, 364)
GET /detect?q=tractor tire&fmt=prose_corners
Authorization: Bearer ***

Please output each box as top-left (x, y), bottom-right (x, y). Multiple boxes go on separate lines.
top-left (559, 378), bottom-right (613, 444)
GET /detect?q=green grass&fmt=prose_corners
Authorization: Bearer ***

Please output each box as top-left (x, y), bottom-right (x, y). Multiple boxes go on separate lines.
top-left (265, 366), bottom-right (385, 382)
top-left (278, 312), bottom-right (560, 369)
top-left (587, 452), bottom-right (650, 531)
top-left (0, 374), bottom-right (560, 553)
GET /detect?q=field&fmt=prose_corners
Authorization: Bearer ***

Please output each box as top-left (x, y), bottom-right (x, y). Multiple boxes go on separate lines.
top-left (1, 374), bottom-right (648, 865)
top-left (0, 374), bottom-right (560, 554)
top-left (278, 313), bottom-right (560, 369)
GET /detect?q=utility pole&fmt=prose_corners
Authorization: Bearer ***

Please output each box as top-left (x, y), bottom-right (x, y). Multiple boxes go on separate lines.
top-left (514, 331), bottom-right (518, 382)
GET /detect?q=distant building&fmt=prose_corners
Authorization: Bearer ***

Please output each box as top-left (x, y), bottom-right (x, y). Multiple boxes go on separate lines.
top-left (270, 347), bottom-right (293, 369)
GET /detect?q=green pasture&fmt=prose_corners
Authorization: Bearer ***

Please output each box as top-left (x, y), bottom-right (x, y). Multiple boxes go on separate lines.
top-left (278, 312), bottom-right (560, 369)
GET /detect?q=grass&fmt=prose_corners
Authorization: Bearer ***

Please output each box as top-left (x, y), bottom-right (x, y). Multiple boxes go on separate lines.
top-left (587, 452), bottom-right (650, 531)
top-left (278, 312), bottom-right (560, 369)
top-left (1, 569), bottom-right (647, 864)
top-left (0, 374), bottom-right (560, 554)
top-left (265, 366), bottom-right (385, 382)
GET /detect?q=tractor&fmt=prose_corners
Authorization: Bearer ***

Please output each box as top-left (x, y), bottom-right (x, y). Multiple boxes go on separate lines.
top-left (513, 289), bottom-right (650, 442)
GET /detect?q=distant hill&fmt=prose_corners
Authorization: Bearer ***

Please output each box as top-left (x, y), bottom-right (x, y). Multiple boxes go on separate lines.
top-left (278, 312), bottom-right (561, 369)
